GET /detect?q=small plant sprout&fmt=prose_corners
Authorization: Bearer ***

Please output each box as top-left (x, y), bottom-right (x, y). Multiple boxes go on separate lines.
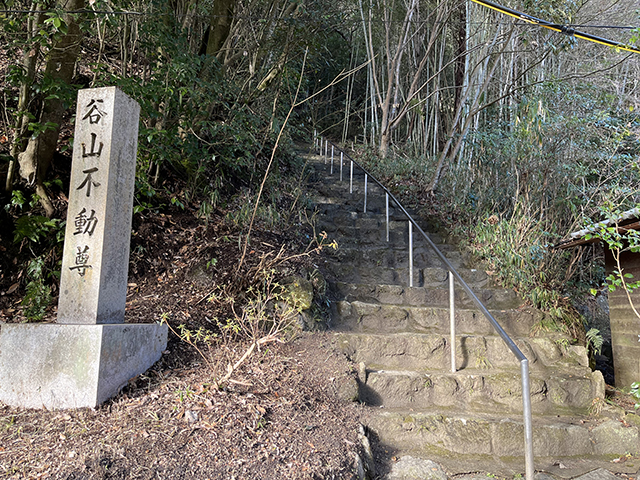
top-left (159, 312), bottom-right (215, 366)
top-left (206, 258), bottom-right (218, 270)
top-left (585, 328), bottom-right (603, 356)
top-left (631, 382), bottom-right (640, 410)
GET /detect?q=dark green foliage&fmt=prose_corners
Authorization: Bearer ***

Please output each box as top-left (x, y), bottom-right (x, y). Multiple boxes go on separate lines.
top-left (21, 257), bottom-right (52, 322)
top-left (631, 381), bottom-right (640, 409)
top-left (13, 215), bottom-right (64, 245)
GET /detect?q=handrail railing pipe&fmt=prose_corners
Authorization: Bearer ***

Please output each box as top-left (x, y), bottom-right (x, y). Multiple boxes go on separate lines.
top-left (331, 145), bottom-right (334, 175)
top-left (386, 193), bottom-right (390, 242)
top-left (350, 160), bottom-right (354, 194)
top-left (450, 273), bottom-right (456, 373)
top-left (364, 174), bottom-right (368, 213)
top-left (409, 221), bottom-right (413, 287)
top-left (320, 139), bottom-right (535, 480)
top-left (522, 359), bottom-right (534, 479)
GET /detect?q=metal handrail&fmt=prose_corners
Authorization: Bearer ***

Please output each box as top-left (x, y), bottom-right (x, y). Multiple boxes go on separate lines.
top-left (315, 135), bottom-right (534, 479)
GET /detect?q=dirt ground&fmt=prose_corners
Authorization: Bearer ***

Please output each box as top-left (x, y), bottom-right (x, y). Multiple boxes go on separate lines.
top-left (0, 207), bottom-right (366, 480)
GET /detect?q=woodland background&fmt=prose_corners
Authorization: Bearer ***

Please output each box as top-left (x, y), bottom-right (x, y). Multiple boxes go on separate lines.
top-left (1, 0), bottom-right (640, 344)
top-left (2, 2), bottom-right (640, 476)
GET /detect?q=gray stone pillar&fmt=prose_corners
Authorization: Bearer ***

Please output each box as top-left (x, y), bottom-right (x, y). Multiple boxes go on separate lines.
top-left (58, 87), bottom-right (138, 324)
top-left (0, 87), bottom-right (167, 409)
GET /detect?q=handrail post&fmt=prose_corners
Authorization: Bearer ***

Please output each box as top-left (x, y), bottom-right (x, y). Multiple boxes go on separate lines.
top-left (522, 359), bottom-right (535, 479)
top-left (364, 174), bottom-right (368, 213)
top-left (350, 161), bottom-right (354, 194)
top-left (331, 145), bottom-right (334, 175)
top-left (324, 139), bottom-right (328, 163)
top-left (386, 193), bottom-right (390, 242)
top-left (340, 152), bottom-right (344, 182)
top-left (450, 273), bottom-right (456, 373)
top-left (409, 221), bottom-right (413, 287)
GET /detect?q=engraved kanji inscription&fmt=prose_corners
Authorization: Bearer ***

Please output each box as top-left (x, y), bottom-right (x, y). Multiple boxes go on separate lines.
top-left (69, 245), bottom-right (92, 276)
top-left (82, 99), bottom-right (107, 124)
top-left (73, 208), bottom-right (98, 236)
top-left (77, 167), bottom-right (101, 197)
top-left (82, 133), bottom-right (104, 158)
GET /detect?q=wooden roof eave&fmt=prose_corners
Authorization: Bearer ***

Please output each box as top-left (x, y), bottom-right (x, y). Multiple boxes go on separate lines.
top-left (553, 220), bottom-right (640, 250)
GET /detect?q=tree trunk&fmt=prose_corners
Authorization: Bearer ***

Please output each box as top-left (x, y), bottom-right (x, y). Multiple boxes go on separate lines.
top-left (15, 0), bottom-right (85, 216)
top-left (378, 0), bottom-right (418, 158)
top-left (6, 3), bottom-right (44, 193)
top-left (378, 0), bottom-right (450, 157)
top-left (205, 0), bottom-right (236, 57)
top-left (426, 27), bottom-right (513, 193)
top-left (253, 1), bottom-right (300, 95)
top-left (453, 1), bottom-right (467, 114)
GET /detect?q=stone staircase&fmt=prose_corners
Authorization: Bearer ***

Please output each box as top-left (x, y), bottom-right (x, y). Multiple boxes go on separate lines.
top-left (303, 146), bottom-right (640, 478)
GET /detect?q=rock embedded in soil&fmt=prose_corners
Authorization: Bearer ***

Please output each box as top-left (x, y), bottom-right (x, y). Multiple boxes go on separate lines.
top-left (387, 456), bottom-right (447, 480)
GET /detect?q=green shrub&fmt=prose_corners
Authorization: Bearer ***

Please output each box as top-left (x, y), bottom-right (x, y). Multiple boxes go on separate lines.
top-left (21, 257), bottom-right (52, 322)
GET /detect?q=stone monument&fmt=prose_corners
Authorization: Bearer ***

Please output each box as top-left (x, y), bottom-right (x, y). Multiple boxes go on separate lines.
top-left (0, 87), bottom-right (167, 409)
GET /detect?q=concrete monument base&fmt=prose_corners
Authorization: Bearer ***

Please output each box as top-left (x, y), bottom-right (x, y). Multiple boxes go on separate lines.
top-left (0, 323), bottom-right (167, 409)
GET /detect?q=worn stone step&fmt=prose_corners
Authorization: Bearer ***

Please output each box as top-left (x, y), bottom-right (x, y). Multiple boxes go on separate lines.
top-left (315, 195), bottom-right (388, 213)
top-left (326, 243), bottom-right (461, 263)
top-left (316, 176), bottom-right (395, 208)
top-left (312, 165), bottom-right (381, 182)
top-left (323, 246), bottom-right (466, 273)
top-left (314, 209), bottom-right (432, 229)
top-left (317, 220), bottom-right (412, 240)
top-left (330, 282), bottom-right (523, 310)
top-left (320, 227), bottom-right (447, 251)
top-left (313, 202), bottom-right (419, 224)
top-left (313, 179), bottom-right (386, 199)
top-left (317, 216), bottom-right (423, 233)
top-left (324, 264), bottom-right (490, 288)
top-left (323, 251), bottom-right (471, 280)
top-left (359, 368), bottom-right (604, 416)
top-left (364, 410), bottom-right (640, 473)
top-left (333, 300), bottom-right (546, 335)
top-left (336, 332), bottom-right (590, 372)
top-left (313, 212), bottom-right (404, 229)
top-left (326, 237), bottom-right (453, 257)
top-left (305, 149), bottom-right (635, 477)
top-left (312, 160), bottom-right (368, 177)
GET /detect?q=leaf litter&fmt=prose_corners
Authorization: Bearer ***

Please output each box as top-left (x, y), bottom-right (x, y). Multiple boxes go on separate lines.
top-left (0, 208), bottom-right (365, 479)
